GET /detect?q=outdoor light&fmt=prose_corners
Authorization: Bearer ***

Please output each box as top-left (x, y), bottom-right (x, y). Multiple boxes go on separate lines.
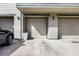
top-left (17, 16), bottom-right (20, 20)
top-left (52, 16), bottom-right (54, 20)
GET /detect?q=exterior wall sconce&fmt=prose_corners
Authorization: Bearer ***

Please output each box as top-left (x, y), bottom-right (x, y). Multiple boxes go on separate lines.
top-left (17, 16), bottom-right (20, 20)
top-left (52, 16), bottom-right (54, 20)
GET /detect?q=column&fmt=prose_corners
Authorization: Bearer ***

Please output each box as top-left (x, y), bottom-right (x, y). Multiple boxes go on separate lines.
top-left (47, 14), bottom-right (58, 39)
top-left (14, 9), bottom-right (22, 39)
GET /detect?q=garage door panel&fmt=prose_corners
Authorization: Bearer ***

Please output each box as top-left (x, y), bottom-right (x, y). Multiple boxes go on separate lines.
top-left (59, 18), bottom-right (79, 39)
top-left (0, 17), bottom-right (14, 32)
top-left (26, 17), bottom-right (46, 39)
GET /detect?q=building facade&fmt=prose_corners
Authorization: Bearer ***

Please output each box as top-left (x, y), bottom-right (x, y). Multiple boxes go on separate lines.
top-left (0, 3), bottom-right (79, 40)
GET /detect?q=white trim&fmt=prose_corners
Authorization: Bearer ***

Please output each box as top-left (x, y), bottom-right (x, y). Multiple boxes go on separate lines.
top-left (24, 15), bottom-right (48, 18)
top-left (16, 3), bottom-right (79, 8)
top-left (58, 16), bottom-right (79, 18)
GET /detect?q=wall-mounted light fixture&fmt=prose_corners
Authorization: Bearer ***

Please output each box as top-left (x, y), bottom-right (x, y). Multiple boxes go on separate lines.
top-left (52, 16), bottom-right (54, 20)
top-left (17, 16), bottom-right (20, 20)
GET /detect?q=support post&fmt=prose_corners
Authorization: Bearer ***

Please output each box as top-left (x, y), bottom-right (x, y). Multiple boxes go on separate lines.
top-left (47, 14), bottom-right (58, 39)
top-left (14, 9), bottom-right (22, 39)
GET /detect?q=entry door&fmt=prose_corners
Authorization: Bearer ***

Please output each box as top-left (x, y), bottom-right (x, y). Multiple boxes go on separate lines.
top-left (26, 17), bottom-right (46, 39)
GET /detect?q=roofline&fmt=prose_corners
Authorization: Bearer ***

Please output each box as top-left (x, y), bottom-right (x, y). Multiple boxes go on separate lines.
top-left (16, 3), bottom-right (79, 8)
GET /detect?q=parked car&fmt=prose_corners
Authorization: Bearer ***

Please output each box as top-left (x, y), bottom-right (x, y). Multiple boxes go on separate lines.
top-left (0, 28), bottom-right (14, 45)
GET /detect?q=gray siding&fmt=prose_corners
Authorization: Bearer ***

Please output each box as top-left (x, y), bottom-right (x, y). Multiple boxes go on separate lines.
top-left (0, 3), bottom-right (16, 15)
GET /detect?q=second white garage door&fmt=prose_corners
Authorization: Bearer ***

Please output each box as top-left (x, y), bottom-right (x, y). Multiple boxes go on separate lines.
top-left (59, 17), bottom-right (79, 39)
top-left (25, 17), bottom-right (47, 39)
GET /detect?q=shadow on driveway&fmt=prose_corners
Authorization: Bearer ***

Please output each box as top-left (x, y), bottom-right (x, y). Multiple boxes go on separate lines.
top-left (0, 39), bottom-right (24, 56)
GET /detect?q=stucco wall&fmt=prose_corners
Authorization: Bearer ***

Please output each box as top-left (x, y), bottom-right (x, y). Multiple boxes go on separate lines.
top-left (47, 15), bottom-right (58, 39)
top-left (14, 9), bottom-right (22, 39)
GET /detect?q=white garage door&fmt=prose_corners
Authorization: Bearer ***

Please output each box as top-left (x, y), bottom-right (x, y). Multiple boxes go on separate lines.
top-left (59, 17), bottom-right (79, 39)
top-left (25, 17), bottom-right (47, 39)
top-left (0, 17), bottom-right (14, 32)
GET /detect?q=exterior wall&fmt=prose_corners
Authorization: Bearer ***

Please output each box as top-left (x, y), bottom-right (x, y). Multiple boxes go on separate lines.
top-left (47, 14), bottom-right (58, 39)
top-left (14, 9), bottom-right (22, 39)
top-left (0, 3), bottom-right (21, 39)
top-left (0, 3), bottom-right (16, 15)
top-left (1, 3), bottom-right (79, 40)
top-left (0, 3), bottom-right (22, 39)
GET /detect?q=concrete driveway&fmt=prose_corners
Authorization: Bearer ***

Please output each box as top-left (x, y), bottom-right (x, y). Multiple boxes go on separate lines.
top-left (1, 39), bottom-right (79, 56)
top-left (0, 40), bottom-right (24, 56)
top-left (10, 39), bottom-right (79, 56)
